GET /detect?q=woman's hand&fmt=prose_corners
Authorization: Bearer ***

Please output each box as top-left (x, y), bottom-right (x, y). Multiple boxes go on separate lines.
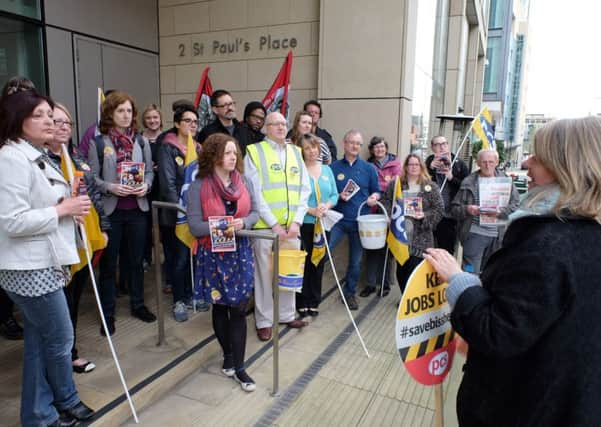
top-left (56, 195), bottom-right (92, 218)
top-left (467, 205), bottom-right (480, 216)
top-left (314, 203), bottom-right (328, 218)
top-left (413, 211), bottom-right (425, 220)
top-left (423, 248), bottom-right (462, 282)
top-left (109, 183), bottom-right (135, 197)
top-left (131, 183), bottom-right (149, 198)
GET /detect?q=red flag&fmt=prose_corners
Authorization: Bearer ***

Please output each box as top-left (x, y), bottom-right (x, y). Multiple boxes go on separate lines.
top-left (193, 67), bottom-right (215, 129)
top-left (262, 51), bottom-right (293, 119)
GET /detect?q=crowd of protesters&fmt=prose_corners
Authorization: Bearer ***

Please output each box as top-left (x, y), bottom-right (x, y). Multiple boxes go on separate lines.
top-left (6, 74), bottom-right (568, 426)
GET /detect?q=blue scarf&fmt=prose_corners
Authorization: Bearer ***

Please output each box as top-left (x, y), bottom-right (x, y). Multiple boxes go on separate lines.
top-left (507, 184), bottom-right (561, 224)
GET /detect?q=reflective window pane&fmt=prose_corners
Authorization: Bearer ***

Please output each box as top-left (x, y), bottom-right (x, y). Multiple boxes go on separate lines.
top-left (0, 0), bottom-right (41, 20)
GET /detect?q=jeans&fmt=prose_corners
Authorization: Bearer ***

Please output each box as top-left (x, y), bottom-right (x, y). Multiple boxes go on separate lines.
top-left (100, 208), bottom-right (148, 318)
top-left (327, 220), bottom-right (363, 297)
top-left (365, 246), bottom-right (391, 290)
top-left (7, 289), bottom-right (80, 427)
top-left (160, 225), bottom-right (192, 304)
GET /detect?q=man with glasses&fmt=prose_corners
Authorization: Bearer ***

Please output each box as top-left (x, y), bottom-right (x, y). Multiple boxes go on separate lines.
top-left (242, 101), bottom-right (266, 144)
top-left (197, 89), bottom-right (254, 155)
top-left (245, 112), bottom-right (311, 341)
top-left (328, 130), bottom-right (380, 310)
top-left (425, 135), bottom-right (469, 254)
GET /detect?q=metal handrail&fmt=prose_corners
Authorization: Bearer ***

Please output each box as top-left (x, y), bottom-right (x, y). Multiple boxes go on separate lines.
top-left (151, 201), bottom-right (281, 395)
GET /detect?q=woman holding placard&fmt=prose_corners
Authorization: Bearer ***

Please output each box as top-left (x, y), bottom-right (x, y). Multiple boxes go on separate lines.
top-left (425, 116), bottom-right (601, 426)
top-left (187, 133), bottom-right (259, 392)
top-left (383, 154), bottom-right (443, 293)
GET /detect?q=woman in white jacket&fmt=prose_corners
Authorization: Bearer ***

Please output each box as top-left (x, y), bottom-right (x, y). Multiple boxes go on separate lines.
top-left (0, 90), bottom-right (94, 427)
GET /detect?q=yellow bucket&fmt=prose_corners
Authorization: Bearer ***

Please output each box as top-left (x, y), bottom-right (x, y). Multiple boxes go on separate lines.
top-left (278, 249), bottom-right (307, 292)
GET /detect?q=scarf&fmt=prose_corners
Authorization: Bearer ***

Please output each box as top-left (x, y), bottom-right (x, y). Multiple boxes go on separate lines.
top-left (507, 184), bottom-right (561, 225)
top-left (162, 132), bottom-right (188, 156)
top-left (199, 171), bottom-right (251, 248)
top-left (108, 127), bottom-right (135, 165)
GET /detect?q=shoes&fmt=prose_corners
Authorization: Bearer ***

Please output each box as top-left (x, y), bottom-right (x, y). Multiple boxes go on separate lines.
top-left (188, 298), bottom-right (210, 312)
top-left (142, 260), bottom-right (150, 272)
top-left (257, 327), bottom-right (272, 341)
top-left (222, 354), bottom-right (235, 377)
top-left (162, 284), bottom-right (172, 295)
top-left (60, 401), bottom-right (95, 421)
top-left (72, 358), bottom-right (96, 374)
top-left (359, 286), bottom-right (376, 297)
top-left (234, 369), bottom-right (256, 392)
top-left (286, 319), bottom-right (308, 329)
top-left (47, 413), bottom-right (77, 427)
top-left (100, 317), bottom-right (115, 336)
top-left (346, 295), bottom-right (359, 311)
top-left (297, 307), bottom-right (309, 317)
top-left (308, 308), bottom-right (319, 317)
top-left (173, 301), bottom-right (188, 322)
top-left (379, 287), bottom-right (390, 297)
top-left (0, 315), bottom-right (24, 340)
top-left (132, 305), bottom-right (156, 323)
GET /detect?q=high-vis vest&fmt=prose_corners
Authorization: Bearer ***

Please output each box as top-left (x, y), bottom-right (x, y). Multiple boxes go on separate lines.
top-left (246, 141), bottom-right (304, 229)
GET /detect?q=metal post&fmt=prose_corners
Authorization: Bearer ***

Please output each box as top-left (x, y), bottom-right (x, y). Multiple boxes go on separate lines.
top-left (152, 203), bottom-right (165, 346)
top-left (271, 237), bottom-right (280, 397)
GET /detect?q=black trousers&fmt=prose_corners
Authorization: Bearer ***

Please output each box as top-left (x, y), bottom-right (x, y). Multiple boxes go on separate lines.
top-left (63, 268), bottom-right (89, 361)
top-left (297, 223), bottom-right (327, 309)
top-left (434, 217), bottom-right (458, 254)
top-left (0, 287), bottom-right (14, 323)
top-left (396, 256), bottom-right (423, 294)
top-left (212, 304), bottom-right (247, 370)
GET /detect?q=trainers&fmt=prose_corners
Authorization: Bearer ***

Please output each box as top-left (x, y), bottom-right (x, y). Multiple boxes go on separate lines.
top-left (346, 295), bottom-right (359, 311)
top-left (132, 306), bottom-right (157, 323)
top-left (234, 369), bottom-right (256, 392)
top-left (359, 286), bottom-right (376, 297)
top-left (189, 298), bottom-right (210, 312)
top-left (0, 316), bottom-right (23, 340)
top-left (173, 301), bottom-right (188, 322)
top-left (221, 354), bottom-right (235, 377)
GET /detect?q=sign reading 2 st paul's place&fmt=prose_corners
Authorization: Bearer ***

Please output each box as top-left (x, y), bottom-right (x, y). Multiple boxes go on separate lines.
top-left (395, 260), bottom-right (457, 385)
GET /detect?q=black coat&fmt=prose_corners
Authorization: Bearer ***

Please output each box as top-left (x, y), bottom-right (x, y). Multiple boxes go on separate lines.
top-left (453, 215), bottom-right (601, 426)
top-left (157, 140), bottom-right (186, 226)
top-left (196, 118), bottom-right (255, 155)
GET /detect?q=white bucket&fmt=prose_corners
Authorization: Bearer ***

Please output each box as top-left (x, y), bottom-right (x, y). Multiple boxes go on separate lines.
top-left (356, 201), bottom-right (389, 249)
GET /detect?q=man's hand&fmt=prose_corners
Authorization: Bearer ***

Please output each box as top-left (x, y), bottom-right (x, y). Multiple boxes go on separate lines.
top-left (467, 205), bottom-right (480, 216)
top-left (286, 222), bottom-right (300, 239)
top-left (366, 193), bottom-right (379, 207)
top-left (272, 224), bottom-right (287, 240)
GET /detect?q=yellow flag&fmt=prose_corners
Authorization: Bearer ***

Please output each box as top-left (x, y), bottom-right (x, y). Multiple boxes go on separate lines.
top-left (175, 132), bottom-right (198, 247)
top-left (472, 107), bottom-right (496, 150)
top-left (386, 177), bottom-right (410, 265)
top-left (311, 177), bottom-right (326, 266)
top-left (60, 147), bottom-right (107, 276)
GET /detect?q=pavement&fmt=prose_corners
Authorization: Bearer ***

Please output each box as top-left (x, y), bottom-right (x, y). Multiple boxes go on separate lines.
top-left (0, 244), bottom-right (464, 427)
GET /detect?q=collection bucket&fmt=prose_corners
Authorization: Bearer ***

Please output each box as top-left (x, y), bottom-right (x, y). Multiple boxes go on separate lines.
top-left (356, 201), bottom-right (389, 249)
top-left (278, 249), bottom-right (307, 292)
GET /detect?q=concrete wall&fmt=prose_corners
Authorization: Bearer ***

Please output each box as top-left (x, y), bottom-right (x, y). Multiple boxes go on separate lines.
top-left (159, 0), bottom-right (319, 126)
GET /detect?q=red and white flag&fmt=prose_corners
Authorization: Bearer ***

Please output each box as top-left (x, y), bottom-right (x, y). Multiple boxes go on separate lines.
top-left (262, 51), bottom-right (293, 120)
top-left (194, 67), bottom-right (215, 129)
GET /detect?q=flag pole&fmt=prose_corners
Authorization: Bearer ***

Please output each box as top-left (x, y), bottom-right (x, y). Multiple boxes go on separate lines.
top-left (321, 221), bottom-right (370, 358)
top-left (61, 145), bottom-right (139, 423)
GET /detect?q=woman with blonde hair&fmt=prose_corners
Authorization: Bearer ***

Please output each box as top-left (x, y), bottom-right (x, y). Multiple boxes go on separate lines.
top-left (382, 154), bottom-right (443, 293)
top-left (425, 116), bottom-right (601, 426)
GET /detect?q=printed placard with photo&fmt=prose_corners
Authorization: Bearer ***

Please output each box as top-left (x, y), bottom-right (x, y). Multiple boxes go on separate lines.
top-left (209, 216), bottom-right (236, 252)
top-left (120, 162), bottom-right (145, 188)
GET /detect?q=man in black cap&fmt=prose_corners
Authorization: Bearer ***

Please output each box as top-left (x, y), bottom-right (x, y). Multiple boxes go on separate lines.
top-left (242, 101), bottom-right (266, 144)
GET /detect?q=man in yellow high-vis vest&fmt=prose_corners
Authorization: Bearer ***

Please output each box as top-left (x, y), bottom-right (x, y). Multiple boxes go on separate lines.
top-left (244, 112), bottom-right (311, 342)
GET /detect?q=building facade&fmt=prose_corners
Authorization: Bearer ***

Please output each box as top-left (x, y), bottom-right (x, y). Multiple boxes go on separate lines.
top-left (1, 0), bottom-right (488, 159)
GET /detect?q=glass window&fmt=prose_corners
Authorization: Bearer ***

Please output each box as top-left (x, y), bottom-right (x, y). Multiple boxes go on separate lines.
top-left (0, 0), bottom-right (41, 20)
top-left (483, 37), bottom-right (501, 93)
top-left (0, 16), bottom-right (45, 93)
top-left (488, 0), bottom-right (505, 29)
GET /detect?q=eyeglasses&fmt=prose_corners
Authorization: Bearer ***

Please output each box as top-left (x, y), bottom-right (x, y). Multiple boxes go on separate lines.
top-left (215, 102), bottom-right (236, 109)
top-left (431, 141), bottom-right (448, 148)
top-left (53, 119), bottom-right (73, 128)
top-left (266, 122), bottom-right (287, 127)
top-left (180, 118), bottom-right (198, 125)
top-left (345, 140), bottom-right (363, 146)
top-left (249, 113), bottom-right (265, 121)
